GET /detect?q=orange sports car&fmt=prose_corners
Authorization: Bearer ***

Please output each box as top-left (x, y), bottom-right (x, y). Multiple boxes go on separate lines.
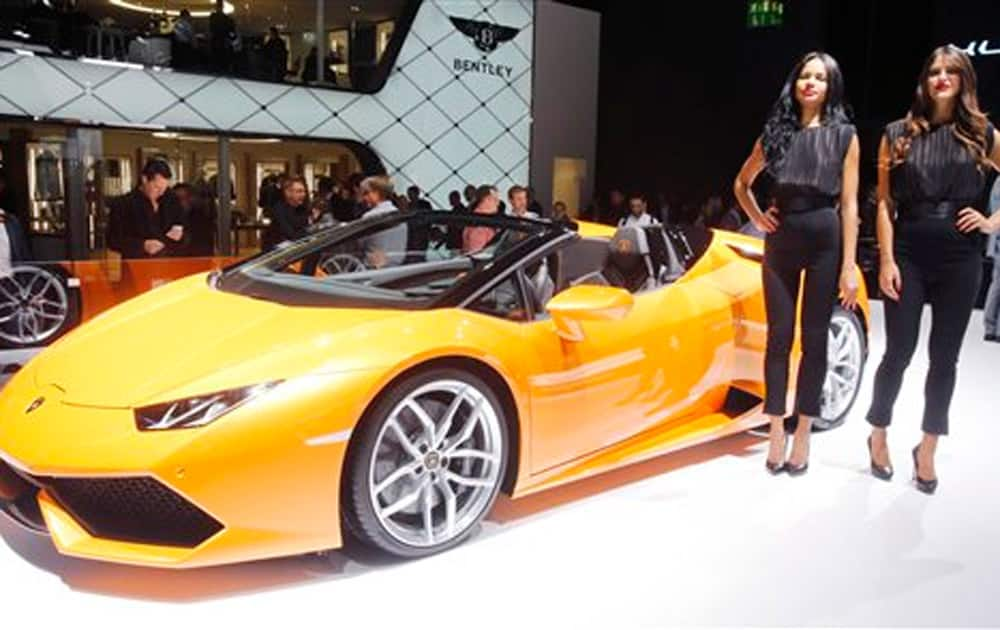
top-left (0, 212), bottom-right (869, 567)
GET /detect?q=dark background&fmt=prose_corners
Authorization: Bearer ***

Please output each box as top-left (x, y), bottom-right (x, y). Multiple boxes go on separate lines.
top-left (558, 0), bottom-right (1000, 215)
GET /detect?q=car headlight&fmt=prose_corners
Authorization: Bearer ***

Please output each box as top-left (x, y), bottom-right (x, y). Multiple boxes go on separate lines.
top-left (135, 382), bottom-right (281, 431)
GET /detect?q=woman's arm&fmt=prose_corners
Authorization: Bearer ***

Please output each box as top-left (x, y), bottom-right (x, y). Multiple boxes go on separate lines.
top-left (733, 138), bottom-right (779, 233)
top-left (875, 134), bottom-right (902, 301)
top-left (839, 134), bottom-right (861, 308)
top-left (955, 127), bottom-right (1000, 234)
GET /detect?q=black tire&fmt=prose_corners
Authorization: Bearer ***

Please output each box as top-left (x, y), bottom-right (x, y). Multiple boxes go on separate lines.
top-left (813, 306), bottom-right (867, 431)
top-left (0, 264), bottom-right (81, 350)
top-left (342, 367), bottom-right (509, 559)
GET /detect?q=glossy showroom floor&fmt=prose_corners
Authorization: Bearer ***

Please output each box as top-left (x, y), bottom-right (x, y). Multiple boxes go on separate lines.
top-left (1, 302), bottom-right (998, 627)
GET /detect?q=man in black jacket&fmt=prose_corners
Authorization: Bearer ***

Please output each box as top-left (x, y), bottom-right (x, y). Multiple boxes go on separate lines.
top-left (107, 160), bottom-right (186, 259)
top-left (406, 185), bottom-right (432, 211)
top-left (261, 175), bottom-right (309, 251)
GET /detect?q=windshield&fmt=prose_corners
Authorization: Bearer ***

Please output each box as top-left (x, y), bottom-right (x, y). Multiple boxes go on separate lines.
top-left (217, 211), bottom-right (554, 309)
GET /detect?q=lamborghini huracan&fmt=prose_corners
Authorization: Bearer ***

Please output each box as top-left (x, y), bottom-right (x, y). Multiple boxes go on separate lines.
top-left (0, 211), bottom-right (869, 567)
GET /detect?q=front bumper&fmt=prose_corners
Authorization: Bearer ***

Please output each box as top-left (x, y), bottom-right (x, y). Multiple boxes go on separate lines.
top-left (0, 371), bottom-right (374, 568)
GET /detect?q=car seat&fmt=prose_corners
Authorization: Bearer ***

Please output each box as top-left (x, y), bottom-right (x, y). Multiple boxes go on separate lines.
top-left (645, 226), bottom-right (686, 284)
top-left (602, 227), bottom-right (657, 293)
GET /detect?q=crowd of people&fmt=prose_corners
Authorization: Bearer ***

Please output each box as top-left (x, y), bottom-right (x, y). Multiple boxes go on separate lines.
top-left (581, 188), bottom-right (755, 234)
top-left (102, 157), bottom-right (572, 262)
top-left (256, 172), bottom-right (566, 258)
top-left (100, 149), bottom-right (853, 266)
top-left (3, 0), bottom-right (345, 86)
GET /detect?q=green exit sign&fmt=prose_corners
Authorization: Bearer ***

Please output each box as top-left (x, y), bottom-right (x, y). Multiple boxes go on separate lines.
top-left (748, 0), bottom-right (784, 28)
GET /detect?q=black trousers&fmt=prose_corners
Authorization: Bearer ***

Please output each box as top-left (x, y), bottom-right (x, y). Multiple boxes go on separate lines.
top-left (866, 220), bottom-right (983, 435)
top-left (763, 207), bottom-right (841, 417)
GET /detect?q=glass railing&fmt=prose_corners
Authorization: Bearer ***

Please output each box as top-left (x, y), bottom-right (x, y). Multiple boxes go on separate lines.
top-left (0, 0), bottom-right (412, 92)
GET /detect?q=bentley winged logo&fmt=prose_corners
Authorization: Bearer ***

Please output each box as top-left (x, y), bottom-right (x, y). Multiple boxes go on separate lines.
top-left (450, 17), bottom-right (520, 54)
top-left (25, 397), bottom-right (45, 414)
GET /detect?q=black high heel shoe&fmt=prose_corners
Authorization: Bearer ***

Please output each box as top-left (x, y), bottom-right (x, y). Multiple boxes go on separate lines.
top-left (785, 460), bottom-right (809, 476)
top-left (867, 435), bottom-right (893, 481)
top-left (765, 434), bottom-right (786, 475)
top-left (785, 434), bottom-right (809, 476)
top-left (912, 445), bottom-right (938, 495)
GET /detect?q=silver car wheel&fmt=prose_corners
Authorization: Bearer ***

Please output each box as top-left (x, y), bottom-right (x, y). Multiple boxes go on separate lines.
top-left (821, 310), bottom-right (864, 421)
top-left (368, 379), bottom-right (504, 548)
top-left (0, 266), bottom-right (70, 345)
top-left (320, 253), bottom-right (366, 275)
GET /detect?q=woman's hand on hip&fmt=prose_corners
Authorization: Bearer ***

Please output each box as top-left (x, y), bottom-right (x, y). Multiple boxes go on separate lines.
top-left (752, 206), bottom-right (780, 234)
top-left (956, 207), bottom-right (995, 234)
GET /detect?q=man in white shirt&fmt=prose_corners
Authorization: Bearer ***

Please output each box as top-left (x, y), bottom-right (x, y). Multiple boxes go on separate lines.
top-left (617, 193), bottom-right (659, 228)
top-left (507, 185), bottom-right (538, 219)
top-left (359, 175), bottom-right (405, 268)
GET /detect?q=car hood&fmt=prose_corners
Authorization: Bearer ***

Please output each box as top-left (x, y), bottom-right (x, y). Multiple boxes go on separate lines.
top-left (32, 274), bottom-right (406, 408)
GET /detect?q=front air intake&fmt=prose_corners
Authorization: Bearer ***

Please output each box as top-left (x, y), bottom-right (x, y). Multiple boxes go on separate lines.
top-left (47, 477), bottom-right (222, 548)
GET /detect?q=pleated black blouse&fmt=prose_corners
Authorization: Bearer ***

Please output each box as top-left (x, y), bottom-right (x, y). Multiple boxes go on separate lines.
top-left (772, 123), bottom-right (856, 211)
top-left (885, 119), bottom-right (996, 214)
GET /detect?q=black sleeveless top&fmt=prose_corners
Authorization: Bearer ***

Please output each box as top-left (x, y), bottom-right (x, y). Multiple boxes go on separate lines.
top-left (885, 118), bottom-right (996, 219)
top-left (772, 123), bottom-right (856, 212)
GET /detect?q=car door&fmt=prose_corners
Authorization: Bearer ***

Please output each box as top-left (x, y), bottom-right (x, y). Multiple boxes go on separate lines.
top-left (520, 259), bottom-right (733, 474)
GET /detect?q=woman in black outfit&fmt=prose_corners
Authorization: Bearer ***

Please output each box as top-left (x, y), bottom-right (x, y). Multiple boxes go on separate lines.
top-left (734, 52), bottom-right (860, 475)
top-left (866, 47), bottom-right (1000, 494)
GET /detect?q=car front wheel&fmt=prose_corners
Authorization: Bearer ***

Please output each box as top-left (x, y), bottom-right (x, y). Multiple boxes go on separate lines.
top-left (343, 369), bottom-right (509, 558)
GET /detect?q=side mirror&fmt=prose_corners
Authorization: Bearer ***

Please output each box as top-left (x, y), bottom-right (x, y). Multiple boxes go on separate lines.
top-left (545, 285), bottom-right (634, 342)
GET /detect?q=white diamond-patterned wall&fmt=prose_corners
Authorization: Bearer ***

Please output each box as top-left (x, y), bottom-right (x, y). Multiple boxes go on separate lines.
top-left (0, 0), bottom-right (534, 208)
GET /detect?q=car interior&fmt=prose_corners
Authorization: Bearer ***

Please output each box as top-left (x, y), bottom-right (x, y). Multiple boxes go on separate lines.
top-left (519, 224), bottom-right (710, 319)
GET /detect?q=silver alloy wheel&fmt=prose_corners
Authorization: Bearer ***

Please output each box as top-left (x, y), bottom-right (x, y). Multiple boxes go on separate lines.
top-left (368, 379), bottom-right (504, 548)
top-left (0, 266), bottom-right (70, 345)
top-left (320, 253), bottom-right (366, 275)
top-left (820, 311), bottom-right (864, 421)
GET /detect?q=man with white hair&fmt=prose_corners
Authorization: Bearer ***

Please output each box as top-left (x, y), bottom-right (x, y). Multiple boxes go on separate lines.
top-left (359, 175), bottom-right (405, 268)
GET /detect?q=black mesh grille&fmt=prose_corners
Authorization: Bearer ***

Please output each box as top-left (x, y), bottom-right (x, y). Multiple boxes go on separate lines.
top-left (47, 477), bottom-right (223, 548)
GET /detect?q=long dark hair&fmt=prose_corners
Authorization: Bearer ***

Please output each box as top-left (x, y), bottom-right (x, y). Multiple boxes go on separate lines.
top-left (892, 46), bottom-right (993, 171)
top-left (762, 51), bottom-right (851, 174)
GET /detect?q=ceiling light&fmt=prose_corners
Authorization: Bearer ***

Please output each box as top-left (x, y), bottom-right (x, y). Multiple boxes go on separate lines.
top-left (109, 1), bottom-right (235, 18)
top-left (150, 132), bottom-right (281, 144)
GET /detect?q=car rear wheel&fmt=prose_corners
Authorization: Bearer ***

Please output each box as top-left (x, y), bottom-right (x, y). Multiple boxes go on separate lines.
top-left (0, 265), bottom-right (79, 349)
top-left (343, 369), bottom-right (508, 558)
top-left (319, 253), bottom-right (366, 275)
top-left (815, 306), bottom-right (866, 430)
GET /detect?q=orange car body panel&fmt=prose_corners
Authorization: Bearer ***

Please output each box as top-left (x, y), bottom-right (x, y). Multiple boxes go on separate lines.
top-left (0, 223), bottom-right (869, 567)
top-left (62, 257), bottom-right (239, 322)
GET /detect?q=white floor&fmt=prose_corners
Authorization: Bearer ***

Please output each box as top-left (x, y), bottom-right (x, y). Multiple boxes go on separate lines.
top-left (2, 302), bottom-right (999, 628)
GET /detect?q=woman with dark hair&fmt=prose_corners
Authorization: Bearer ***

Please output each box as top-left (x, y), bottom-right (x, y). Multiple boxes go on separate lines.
top-left (734, 51), bottom-right (860, 475)
top-left (866, 46), bottom-right (1000, 494)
